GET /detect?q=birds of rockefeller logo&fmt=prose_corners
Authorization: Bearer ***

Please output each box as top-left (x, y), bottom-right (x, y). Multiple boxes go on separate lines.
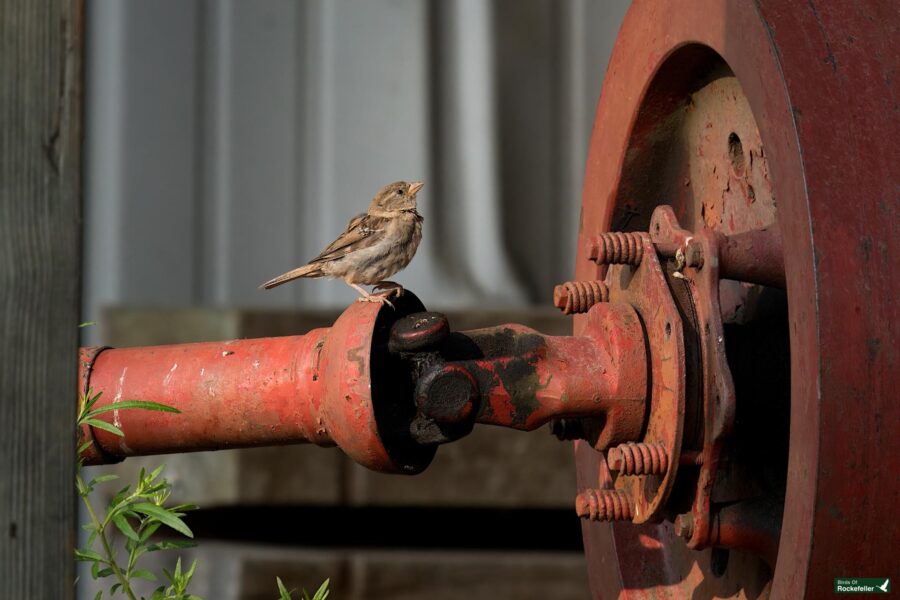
top-left (834, 578), bottom-right (891, 594)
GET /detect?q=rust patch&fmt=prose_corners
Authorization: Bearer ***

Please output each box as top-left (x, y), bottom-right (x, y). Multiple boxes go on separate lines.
top-left (686, 76), bottom-right (776, 235)
top-left (462, 328), bottom-right (548, 427)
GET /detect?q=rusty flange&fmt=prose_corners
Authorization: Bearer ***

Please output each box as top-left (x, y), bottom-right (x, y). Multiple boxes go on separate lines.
top-left (649, 206), bottom-right (737, 549)
top-left (600, 233), bottom-right (686, 525)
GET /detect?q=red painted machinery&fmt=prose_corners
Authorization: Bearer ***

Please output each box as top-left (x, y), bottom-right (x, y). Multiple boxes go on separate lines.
top-left (79, 1), bottom-right (897, 598)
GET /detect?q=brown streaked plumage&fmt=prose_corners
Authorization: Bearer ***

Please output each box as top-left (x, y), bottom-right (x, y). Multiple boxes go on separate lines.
top-left (260, 181), bottom-right (424, 306)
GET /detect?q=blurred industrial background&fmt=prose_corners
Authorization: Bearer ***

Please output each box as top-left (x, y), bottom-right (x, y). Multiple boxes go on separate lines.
top-left (81, 0), bottom-right (630, 598)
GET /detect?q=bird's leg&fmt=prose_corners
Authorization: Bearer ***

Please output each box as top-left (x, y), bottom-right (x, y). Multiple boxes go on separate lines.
top-left (347, 282), bottom-right (371, 299)
top-left (372, 280), bottom-right (404, 298)
top-left (347, 282), bottom-right (394, 309)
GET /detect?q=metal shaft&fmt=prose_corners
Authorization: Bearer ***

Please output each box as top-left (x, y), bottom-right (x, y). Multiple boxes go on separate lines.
top-left (78, 297), bottom-right (649, 472)
top-left (79, 299), bottom-right (437, 474)
top-left (80, 331), bottom-right (333, 461)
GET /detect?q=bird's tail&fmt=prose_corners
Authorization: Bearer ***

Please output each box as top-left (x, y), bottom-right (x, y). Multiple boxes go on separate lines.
top-left (259, 263), bottom-right (325, 289)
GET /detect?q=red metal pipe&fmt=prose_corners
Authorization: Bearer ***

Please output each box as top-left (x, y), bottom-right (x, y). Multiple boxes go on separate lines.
top-left (79, 298), bottom-right (649, 472)
top-left (79, 301), bottom-right (436, 474)
top-left (81, 331), bottom-right (331, 457)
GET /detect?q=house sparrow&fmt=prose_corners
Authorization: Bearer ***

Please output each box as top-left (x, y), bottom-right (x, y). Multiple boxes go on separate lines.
top-left (260, 181), bottom-right (424, 307)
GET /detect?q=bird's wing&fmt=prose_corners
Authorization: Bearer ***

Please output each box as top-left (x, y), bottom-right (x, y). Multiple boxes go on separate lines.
top-left (310, 213), bottom-right (387, 264)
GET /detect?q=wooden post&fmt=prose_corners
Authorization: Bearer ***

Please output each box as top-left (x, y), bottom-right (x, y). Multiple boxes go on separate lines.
top-left (0, 1), bottom-right (83, 597)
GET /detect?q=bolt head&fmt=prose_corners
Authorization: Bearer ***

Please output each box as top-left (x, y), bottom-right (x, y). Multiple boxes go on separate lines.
top-left (684, 240), bottom-right (704, 268)
top-left (418, 365), bottom-right (479, 424)
top-left (553, 284), bottom-right (570, 311)
top-left (389, 312), bottom-right (450, 352)
top-left (606, 447), bottom-right (623, 471)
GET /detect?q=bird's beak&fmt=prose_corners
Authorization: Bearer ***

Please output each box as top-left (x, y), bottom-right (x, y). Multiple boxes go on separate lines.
top-left (408, 181), bottom-right (424, 196)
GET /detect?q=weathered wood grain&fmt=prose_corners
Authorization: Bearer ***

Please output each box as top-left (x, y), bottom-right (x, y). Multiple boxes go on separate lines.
top-left (0, 1), bottom-right (83, 597)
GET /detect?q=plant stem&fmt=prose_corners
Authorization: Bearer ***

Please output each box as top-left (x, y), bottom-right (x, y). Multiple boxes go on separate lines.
top-left (78, 474), bottom-right (138, 600)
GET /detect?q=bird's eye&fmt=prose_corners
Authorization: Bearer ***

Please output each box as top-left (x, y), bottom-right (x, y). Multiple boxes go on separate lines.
top-left (396, 189), bottom-right (404, 195)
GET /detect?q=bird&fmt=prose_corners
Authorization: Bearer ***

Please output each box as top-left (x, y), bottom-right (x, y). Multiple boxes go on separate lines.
top-left (260, 180), bottom-right (425, 307)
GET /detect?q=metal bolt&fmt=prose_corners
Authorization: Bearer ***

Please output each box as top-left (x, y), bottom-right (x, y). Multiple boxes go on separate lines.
top-left (674, 513), bottom-right (694, 539)
top-left (607, 442), bottom-right (669, 475)
top-left (389, 312), bottom-right (450, 352)
top-left (684, 239), bottom-right (704, 268)
top-left (586, 231), bottom-right (644, 265)
top-left (553, 280), bottom-right (609, 315)
top-left (417, 364), bottom-right (479, 424)
top-left (575, 488), bottom-right (634, 522)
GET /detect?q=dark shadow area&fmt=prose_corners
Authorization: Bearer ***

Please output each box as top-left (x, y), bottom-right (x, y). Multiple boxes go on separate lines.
top-left (185, 505), bottom-right (584, 552)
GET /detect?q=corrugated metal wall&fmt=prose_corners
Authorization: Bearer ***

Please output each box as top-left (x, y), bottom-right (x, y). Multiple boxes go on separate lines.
top-left (84, 0), bottom-right (629, 324)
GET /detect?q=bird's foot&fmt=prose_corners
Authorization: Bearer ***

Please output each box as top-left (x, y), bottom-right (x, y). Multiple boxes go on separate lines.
top-left (373, 281), bottom-right (404, 298)
top-left (355, 294), bottom-right (395, 309)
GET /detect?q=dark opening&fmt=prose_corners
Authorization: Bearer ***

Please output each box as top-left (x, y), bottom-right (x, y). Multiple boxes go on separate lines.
top-left (728, 132), bottom-right (745, 174)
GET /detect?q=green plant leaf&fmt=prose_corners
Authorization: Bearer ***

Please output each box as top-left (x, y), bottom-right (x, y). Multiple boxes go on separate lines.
top-left (88, 474), bottom-right (119, 488)
top-left (75, 548), bottom-right (105, 562)
top-left (79, 321), bottom-right (97, 328)
top-left (131, 569), bottom-right (157, 581)
top-left (140, 521), bottom-right (163, 542)
top-left (132, 503), bottom-right (194, 538)
top-left (145, 540), bottom-right (197, 553)
top-left (147, 463), bottom-right (166, 484)
top-left (86, 400), bottom-right (180, 418)
top-left (276, 576), bottom-right (292, 599)
top-left (93, 591), bottom-right (102, 600)
top-left (78, 390), bottom-right (102, 421)
top-left (143, 482), bottom-right (169, 497)
top-left (111, 512), bottom-right (140, 542)
top-left (110, 484), bottom-right (132, 506)
top-left (311, 579), bottom-right (330, 600)
top-left (84, 418), bottom-right (124, 437)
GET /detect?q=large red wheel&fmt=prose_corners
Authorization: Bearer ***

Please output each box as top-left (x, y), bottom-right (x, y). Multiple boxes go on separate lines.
top-left (574, 2), bottom-right (898, 598)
